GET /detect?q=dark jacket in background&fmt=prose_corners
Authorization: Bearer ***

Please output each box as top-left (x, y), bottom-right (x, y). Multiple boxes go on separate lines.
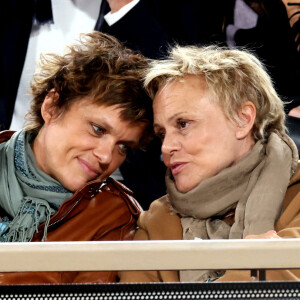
top-left (1, 1), bottom-right (35, 130)
top-left (96, 0), bottom-right (227, 59)
top-left (97, 0), bottom-right (299, 96)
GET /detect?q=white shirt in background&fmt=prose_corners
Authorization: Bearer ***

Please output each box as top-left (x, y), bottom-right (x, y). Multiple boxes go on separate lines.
top-left (10, 0), bottom-right (139, 131)
top-left (9, 0), bottom-right (139, 182)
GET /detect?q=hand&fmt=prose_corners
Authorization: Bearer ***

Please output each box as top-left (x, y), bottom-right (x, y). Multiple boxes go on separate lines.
top-left (107, 0), bottom-right (134, 13)
top-left (245, 230), bottom-right (281, 239)
top-left (288, 105), bottom-right (300, 118)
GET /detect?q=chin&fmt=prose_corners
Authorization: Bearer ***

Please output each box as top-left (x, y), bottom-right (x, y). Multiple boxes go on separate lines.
top-left (175, 177), bottom-right (201, 193)
top-left (175, 182), bottom-right (193, 193)
top-left (63, 179), bottom-right (86, 192)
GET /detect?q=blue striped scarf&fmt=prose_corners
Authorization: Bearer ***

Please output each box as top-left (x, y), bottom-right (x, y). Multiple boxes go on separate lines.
top-left (0, 130), bottom-right (73, 242)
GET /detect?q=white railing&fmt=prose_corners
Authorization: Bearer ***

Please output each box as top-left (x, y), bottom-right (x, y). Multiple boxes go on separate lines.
top-left (0, 239), bottom-right (299, 272)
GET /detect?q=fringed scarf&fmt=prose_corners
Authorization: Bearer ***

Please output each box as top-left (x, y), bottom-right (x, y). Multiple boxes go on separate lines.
top-left (165, 132), bottom-right (299, 282)
top-left (0, 130), bottom-right (73, 242)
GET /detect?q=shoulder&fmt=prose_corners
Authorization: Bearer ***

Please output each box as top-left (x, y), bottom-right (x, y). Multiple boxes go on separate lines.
top-left (108, 178), bottom-right (143, 215)
top-left (276, 161), bottom-right (300, 233)
top-left (289, 161), bottom-right (300, 186)
top-left (0, 130), bottom-right (15, 144)
top-left (91, 178), bottom-right (143, 217)
top-left (146, 195), bottom-right (173, 218)
top-left (138, 195), bottom-right (182, 239)
top-left (281, 161), bottom-right (300, 210)
top-left (77, 177), bottom-right (143, 219)
top-left (283, 161), bottom-right (300, 210)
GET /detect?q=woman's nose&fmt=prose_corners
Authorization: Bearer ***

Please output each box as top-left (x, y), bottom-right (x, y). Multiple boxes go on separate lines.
top-left (93, 139), bottom-right (114, 165)
top-left (161, 132), bottom-right (179, 155)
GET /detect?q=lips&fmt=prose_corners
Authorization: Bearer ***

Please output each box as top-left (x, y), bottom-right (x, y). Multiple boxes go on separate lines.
top-left (170, 162), bottom-right (187, 175)
top-left (77, 157), bottom-right (100, 179)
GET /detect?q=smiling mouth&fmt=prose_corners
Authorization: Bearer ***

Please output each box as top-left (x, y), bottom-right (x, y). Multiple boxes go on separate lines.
top-left (171, 163), bottom-right (186, 175)
top-left (77, 158), bottom-right (100, 179)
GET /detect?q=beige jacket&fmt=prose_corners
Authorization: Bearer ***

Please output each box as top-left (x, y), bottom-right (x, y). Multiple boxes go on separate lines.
top-left (120, 162), bottom-right (300, 282)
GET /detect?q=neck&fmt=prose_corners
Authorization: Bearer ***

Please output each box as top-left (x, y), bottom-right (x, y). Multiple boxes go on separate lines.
top-left (31, 128), bottom-right (47, 174)
top-left (234, 135), bottom-right (256, 165)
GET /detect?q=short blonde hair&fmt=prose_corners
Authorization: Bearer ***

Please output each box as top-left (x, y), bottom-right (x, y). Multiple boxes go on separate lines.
top-left (144, 45), bottom-right (286, 141)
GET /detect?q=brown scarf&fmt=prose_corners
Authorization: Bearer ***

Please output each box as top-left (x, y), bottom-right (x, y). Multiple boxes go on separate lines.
top-left (165, 132), bottom-right (299, 282)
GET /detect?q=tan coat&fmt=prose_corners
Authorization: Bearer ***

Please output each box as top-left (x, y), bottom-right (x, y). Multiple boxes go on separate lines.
top-left (120, 162), bottom-right (300, 283)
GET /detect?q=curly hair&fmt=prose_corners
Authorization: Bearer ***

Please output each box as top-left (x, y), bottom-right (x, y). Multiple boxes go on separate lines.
top-left (144, 45), bottom-right (286, 141)
top-left (26, 31), bottom-right (153, 146)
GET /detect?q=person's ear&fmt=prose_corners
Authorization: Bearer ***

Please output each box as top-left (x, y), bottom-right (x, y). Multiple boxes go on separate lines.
top-left (235, 101), bottom-right (256, 140)
top-left (41, 89), bottom-right (60, 124)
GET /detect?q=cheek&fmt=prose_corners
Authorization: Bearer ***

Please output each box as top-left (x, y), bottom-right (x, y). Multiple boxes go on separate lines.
top-left (183, 136), bottom-right (205, 156)
top-left (162, 153), bottom-right (170, 166)
top-left (189, 127), bottom-right (226, 156)
top-left (53, 143), bottom-right (73, 162)
top-left (111, 153), bottom-right (126, 170)
top-left (46, 140), bottom-right (63, 164)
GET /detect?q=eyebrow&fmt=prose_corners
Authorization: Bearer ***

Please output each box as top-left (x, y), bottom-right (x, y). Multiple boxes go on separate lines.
top-left (122, 140), bottom-right (140, 149)
top-left (154, 112), bottom-right (187, 129)
top-left (96, 118), bottom-right (113, 132)
top-left (94, 118), bottom-right (141, 147)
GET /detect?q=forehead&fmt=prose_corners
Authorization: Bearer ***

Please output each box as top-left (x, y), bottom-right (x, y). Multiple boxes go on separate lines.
top-left (153, 75), bottom-right (214, 116)
top-left (61, 98), bottom-right (145, 136)
top-left (155, 74), bottom-right (209, 100)
top-left (65, 98), bottom-right (121, 119)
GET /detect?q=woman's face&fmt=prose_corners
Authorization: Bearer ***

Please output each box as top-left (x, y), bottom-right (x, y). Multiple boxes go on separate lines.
top-left (33, 96), bottom-right (146, 192)
top-left (153, 75), bottom-right (253, 193)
